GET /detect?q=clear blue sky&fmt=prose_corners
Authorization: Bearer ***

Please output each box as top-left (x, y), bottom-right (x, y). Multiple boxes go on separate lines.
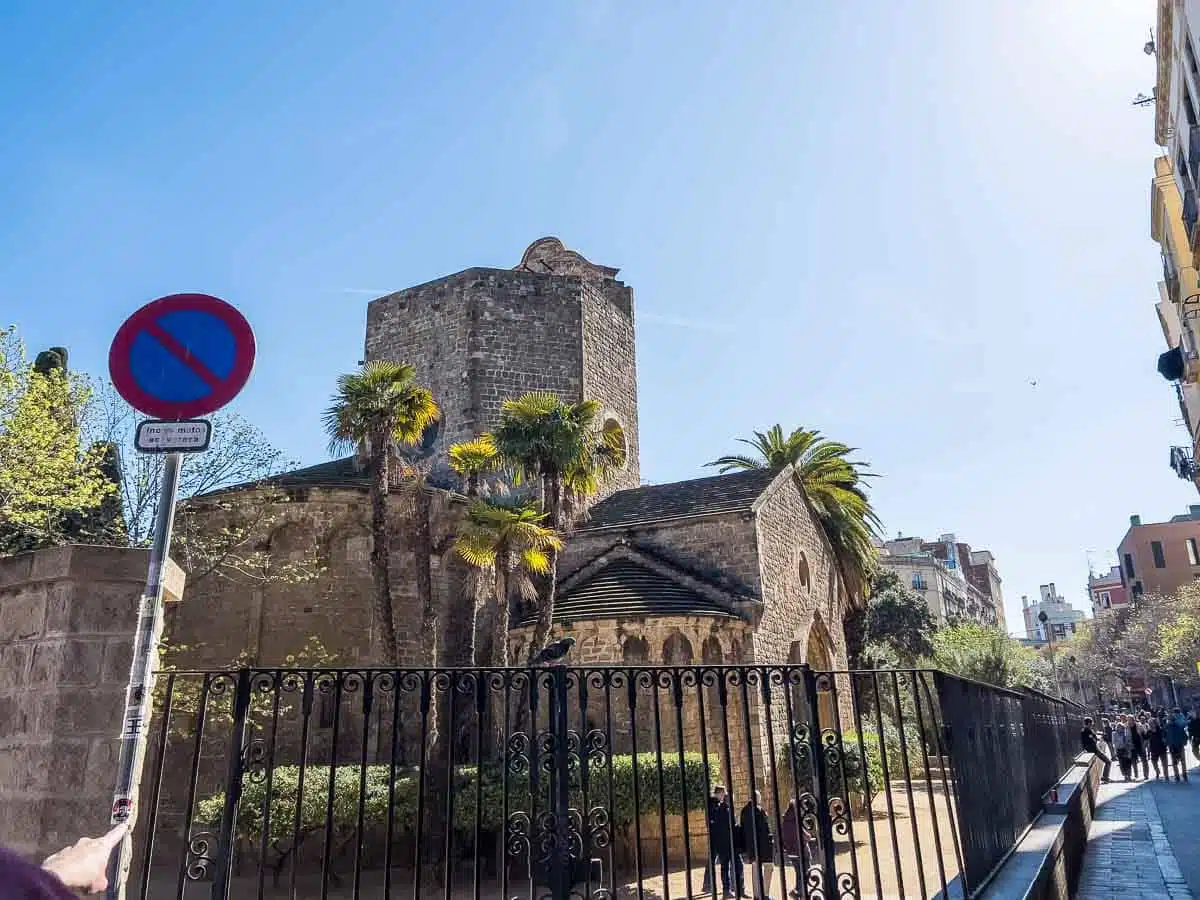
top-left (1, 1), bottom-right (1186, 632)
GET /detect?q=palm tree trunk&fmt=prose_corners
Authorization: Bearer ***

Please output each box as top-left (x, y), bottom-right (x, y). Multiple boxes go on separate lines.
top-left (369, 444), bottom-right (399, 665)
top-left (526, 472), bottom-right (562, 663)
top-left (492, 566), bottom-right (509, 668)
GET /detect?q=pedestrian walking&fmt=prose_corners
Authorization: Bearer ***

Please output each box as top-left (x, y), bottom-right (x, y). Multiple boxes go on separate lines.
top-left (1187, 709), bottom-right (1200, 762)
top-left (1166, 709), bottom-right (1190, 782)
top-left (739, 791), bottom-right (775, 900)
top-left (704, 786), bottom-right (742, 898)
top-left (1080, 716), bottom-right (1112, 783)
top-left (1131, 713), bottom-right (1149, 779)
top-left (1112, 715), bottom-right (1134, 781)
top-left (1146, 714), bottom-right (1169, 779)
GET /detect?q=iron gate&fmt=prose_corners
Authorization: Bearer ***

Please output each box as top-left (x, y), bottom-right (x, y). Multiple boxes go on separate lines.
top-left (127, 665), bottom-right (1082, 900)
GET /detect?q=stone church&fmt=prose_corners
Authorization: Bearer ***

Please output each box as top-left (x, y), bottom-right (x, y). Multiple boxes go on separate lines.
top-left (170, 238), bottom-right (849, 674)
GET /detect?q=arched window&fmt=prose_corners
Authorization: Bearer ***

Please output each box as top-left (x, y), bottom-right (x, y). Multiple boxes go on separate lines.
top-left (662, 632), bottom-right (694, 665)
top-left (798, 552), bottom-right (811, 592)
top-left (702, 636), bottom-right (724, 664)
top-left (622, 635), bottom-right (650, 664)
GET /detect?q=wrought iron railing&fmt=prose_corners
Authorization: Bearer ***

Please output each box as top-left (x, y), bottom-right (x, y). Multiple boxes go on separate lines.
top-left (127, 665), bottom-right (1082, 900)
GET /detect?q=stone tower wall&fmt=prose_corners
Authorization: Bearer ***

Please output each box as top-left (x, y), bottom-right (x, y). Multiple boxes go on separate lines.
top-left (364, 240), bottom-right (641, 495)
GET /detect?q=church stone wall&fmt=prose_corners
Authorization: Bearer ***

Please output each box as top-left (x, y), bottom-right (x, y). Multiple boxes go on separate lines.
top-left (581, 281), bottom-right (640, 493)
top-left (751, 473), bottom-right (849, 670)
top-left (365, 261), bottom-right (641, 496)
top-left (168, 485), bottom-right (472, 670)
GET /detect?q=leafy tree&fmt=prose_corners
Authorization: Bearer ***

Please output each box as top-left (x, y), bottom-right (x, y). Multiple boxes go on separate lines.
top-left (85, 381), bottom-right (296, 547)
top-left (448, 435), bottom-right (498, 498)
top-left (706, 424), bottom-right (881, 604)
top-left (489, 392), bottom-right (625, 659)
top-left (323, 361), bottom-right (439, 665)
top-left (859, 570), bottom-right (937, 666)
top-left (0, 327), bottom-right (116, 553)
top-left (452, 500), bottom-right (562, 666)
top-left (931, 623), bottom-right (1052, 691)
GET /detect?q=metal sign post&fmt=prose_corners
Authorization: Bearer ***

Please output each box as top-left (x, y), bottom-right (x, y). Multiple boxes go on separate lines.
top-left (106, 451), bottom-right (182, 900)
top-left (104, 292), bottom-right (256, 900)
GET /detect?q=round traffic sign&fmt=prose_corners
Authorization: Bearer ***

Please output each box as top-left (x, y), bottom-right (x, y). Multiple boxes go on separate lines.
top-left (109, 294), bottom-right (256, 419)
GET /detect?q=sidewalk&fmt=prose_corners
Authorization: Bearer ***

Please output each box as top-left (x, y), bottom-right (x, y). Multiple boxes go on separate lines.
top-left (1076, 759), bottom-right (1197, 900)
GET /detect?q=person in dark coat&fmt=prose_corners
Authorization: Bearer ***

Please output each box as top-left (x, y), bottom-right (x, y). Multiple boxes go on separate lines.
top-left (704, 786), bottom-right (742, 897)
top-left (1188, 709), bottom-right (1200, 761)
top-left (780, 798), bottom-right (814, 899)
top-left (739, 791), bottom-right (775, 900)
top-left (1080, 716), bottom-right (1111, 783)
top-left (1130, 714), bottom-right (1149, 780)
top-left (1146, 714), bottom-right (1169, 779)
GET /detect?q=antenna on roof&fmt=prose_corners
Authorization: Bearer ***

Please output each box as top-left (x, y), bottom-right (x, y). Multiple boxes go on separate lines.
top-left (1133, 91), bottom-right (1156, 107)
top-left (1145, 28), bottom-right (1156, 56)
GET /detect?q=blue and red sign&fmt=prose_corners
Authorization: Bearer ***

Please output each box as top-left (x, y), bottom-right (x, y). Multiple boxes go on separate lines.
top-left (109, 293), bottom-right (256, 420)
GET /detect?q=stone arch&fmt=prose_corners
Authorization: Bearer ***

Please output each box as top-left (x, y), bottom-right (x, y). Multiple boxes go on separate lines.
top-left (702, 636), bottom-right (724, 664)
top-left (622, 635), bottom-right (650, 664)
top-left (805, 613), bottom-right (837, 727)
top-left (662, 632), bottom-right (694, 665)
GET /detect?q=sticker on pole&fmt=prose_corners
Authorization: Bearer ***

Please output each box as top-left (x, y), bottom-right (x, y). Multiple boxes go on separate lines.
top-left (108, 293), bottom-right (255, 420)
top-left (135, 419), bottom-right (212, 453)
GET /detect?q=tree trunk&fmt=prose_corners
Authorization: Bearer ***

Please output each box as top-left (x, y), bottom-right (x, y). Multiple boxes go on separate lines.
top-left (492, 566), bottom-right (509, 668)
top-left (526, 472), bottom-right (562, 663)
top-left (415, 484), bottom-right (437, 666)
top-left (369, 442), bottom-right (399, 665)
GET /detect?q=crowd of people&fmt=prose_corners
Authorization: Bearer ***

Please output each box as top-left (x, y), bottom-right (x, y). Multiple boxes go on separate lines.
top-left (1080, 707), bottom-right (1200, 783)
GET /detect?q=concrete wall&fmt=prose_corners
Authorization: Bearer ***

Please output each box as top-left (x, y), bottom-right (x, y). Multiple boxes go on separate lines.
top-left (0, 545), bottom-right (183, 859)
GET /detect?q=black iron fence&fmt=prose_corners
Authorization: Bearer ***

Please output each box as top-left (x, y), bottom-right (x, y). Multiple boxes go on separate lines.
top-left (128, 666), bottom-right (1082, 900)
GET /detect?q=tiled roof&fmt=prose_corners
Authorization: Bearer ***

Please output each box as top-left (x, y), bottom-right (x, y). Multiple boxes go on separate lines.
top-left (195, 456), bottom-right (369, 497)
top-left (580, 469), bottom-right (778, 530)
top-left (516, 558), bottom-right (739, 627)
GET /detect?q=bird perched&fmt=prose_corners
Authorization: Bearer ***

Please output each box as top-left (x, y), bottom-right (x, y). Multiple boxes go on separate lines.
top-left (530, 636), bottom-right (576, 666)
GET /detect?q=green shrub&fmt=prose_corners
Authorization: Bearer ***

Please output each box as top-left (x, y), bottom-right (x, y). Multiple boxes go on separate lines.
top-left (196, 752), bottom-right (717, 854)
top-left (777, 723), bottom-right (931, 801)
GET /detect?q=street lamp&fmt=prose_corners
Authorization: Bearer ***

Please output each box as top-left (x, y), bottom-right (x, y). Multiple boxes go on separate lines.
top-left (1039, 611), bottom-right (1060, 692)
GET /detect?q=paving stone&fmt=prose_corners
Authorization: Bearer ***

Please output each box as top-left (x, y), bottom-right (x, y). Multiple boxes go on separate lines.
top-left (1077, 775), bottom-right (1195, 900)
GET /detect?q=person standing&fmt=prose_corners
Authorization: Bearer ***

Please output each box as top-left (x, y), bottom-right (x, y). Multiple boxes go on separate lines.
top-left (780, 799), bottom-right (807, 899)
top-left (1146, 714), bottom-right (1169, 779)
top-left (739, 791), bottom-right (775, 900)
top-left (1166, 709), bottom-right (1190, 782)
top-left (1187, 709), bottom-right (1200, 763)
top-left (1111, 715), bottom-right (1133, 781)
top-left (704, 786), bottom-right (741, 898)
top-left (1080, 716), bottom-right (1111, 783)
top-left (1131, 714), bottom-right (1149, 780)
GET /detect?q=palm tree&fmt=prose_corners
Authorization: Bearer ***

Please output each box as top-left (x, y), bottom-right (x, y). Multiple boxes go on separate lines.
top-left (448, 435), bottom-right (498, 498)
top-left (453, 500), bottom-right (563, 666)
top-left (323, 361), bottom-right (439, 664)
top-left (490, 392), bottom-right (626, 658)
top-left (707, 425), bottom-right (881, 603)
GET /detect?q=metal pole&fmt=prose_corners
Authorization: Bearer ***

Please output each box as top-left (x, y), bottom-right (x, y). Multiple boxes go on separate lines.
top-left (550, 665), bottom-right (571, 900)
top-left (106, 451), bottom-right (183, 900)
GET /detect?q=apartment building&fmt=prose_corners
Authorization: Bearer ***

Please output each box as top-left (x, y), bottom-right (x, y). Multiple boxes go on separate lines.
top-left (1088, 565), bottom-right (1129, 617)
top-left (877, 533), bottom-right (1002, 628)
top-left (1021, 583), bottom-right (1085, 642)
top-left (1152, 0), bottom-right (1200, 492)
top-left (1117, 506), bottom-right (1200, 597)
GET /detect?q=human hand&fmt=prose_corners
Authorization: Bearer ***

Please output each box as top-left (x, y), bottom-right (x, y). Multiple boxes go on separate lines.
top-left (41, 824), bottom-right (128, 894)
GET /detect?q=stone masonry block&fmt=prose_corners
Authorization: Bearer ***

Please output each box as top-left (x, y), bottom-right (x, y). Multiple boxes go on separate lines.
top-left (0, 589), bottom-right (46, 642)
top-left (0, 644), bottom-right (31, 690)
top-left (28, 639), bottom-right (106, 686)
top-left (101, 638), bottom-right (132, 684)
top-left (47, 687), bottom-right (124, 736)
top-left (48, 582), bottom-right (138, 635)
top-left (38, 797), bottom-right (107, 851)
top-left (0, 552), bottom-right (34, 588)
top-left (0, 798), bottom-right (43, 847)
top-left (0, 694), bottom-right (40, 739)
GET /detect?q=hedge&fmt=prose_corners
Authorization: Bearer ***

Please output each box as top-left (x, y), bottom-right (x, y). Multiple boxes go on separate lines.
top-left (196, 752), bottom-right (717, 849)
